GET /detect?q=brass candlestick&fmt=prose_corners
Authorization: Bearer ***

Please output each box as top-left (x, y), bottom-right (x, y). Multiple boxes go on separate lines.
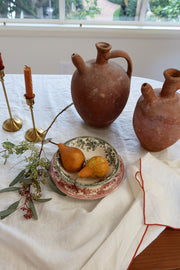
top-left (0, 70), bottom-right (22, 132)
top-left (25, 94), bottom-right (45, 143)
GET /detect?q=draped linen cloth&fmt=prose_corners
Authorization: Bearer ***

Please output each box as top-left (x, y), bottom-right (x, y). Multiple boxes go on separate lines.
top-left (0, 75), bottom-right (179, 270)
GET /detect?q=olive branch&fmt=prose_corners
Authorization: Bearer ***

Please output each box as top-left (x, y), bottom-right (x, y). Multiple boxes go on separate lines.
top-left (0, 102), bottom-right (73, 220)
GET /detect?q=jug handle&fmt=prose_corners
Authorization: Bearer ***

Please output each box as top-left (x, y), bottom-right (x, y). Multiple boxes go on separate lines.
top-left (109, 50), bottom-right (133, 79)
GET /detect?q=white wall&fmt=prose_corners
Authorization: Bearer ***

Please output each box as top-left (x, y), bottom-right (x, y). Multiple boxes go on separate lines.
top-left (0, 25), bottom-right (180, 81)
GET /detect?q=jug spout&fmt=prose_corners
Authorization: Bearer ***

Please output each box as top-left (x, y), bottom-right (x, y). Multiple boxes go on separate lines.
top-left (141, 83), bottom-right (157, 102)
top-left (71, 53), bottom-right (87, 74)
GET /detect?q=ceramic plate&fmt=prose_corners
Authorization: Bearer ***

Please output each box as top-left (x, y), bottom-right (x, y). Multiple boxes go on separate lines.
top-left (49, 136), bottom-right (124, 200)
top-left (53, 136), bottom-right (120, 187)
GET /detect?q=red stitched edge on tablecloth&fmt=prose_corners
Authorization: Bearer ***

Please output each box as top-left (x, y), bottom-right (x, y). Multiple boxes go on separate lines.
top-left (127, 158), bottom-right (180, 270)
top-left (135, 159), bottom-right (146, 225)
top-left (127, 224), bottom-right (149, 270)
top-left (135, 158), bottom-right (180, 230)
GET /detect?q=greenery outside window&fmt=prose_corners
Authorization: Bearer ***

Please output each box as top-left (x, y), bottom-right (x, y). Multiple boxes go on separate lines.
top-left (0, 0), bottom-right (179, 26)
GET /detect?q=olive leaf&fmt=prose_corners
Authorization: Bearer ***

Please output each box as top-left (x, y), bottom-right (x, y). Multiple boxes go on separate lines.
top-left (2, 141), bottom-right (15, 149)
top-left (0, 187), bottom-right (21, 193)
top-left (20, 178), bottom-right (32, 185)
top-left (15, 146), bottom-right (26, 155)
top-left (37, 198), bottom-right (52, 202)
top-left (30, 199), bottom-right (38, 220)
top-left (0, 200), bottom-right (19, 220)
top-left (3, 156), bottom-right (8, 165)
top-left (48, 175), bottom-right (66, 196)
top-left (9, 169), bottom-right (26, 186)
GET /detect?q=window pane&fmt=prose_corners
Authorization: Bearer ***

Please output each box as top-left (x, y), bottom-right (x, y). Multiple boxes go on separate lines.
top-left (0, 0), bottom-right (59, 19)
top-left (147, 0), bottom-right (180, 22)
top-left (65, 0), bottom-right (180, 23)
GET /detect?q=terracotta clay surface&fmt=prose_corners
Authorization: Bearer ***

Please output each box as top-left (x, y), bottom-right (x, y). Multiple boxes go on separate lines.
top-left (133, 68), bottom-right (180, 152)
top-left (71, 41), bottom-right (133, 128)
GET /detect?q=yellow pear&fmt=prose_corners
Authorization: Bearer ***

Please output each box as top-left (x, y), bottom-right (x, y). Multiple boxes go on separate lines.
top-left (58, 143), bottom-right (85, 172)
top-left (78, 156), bottom-right (109, 178)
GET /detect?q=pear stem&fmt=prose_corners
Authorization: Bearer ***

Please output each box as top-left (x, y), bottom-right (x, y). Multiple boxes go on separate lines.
top-left (49, 140), bottom-right (58, 146)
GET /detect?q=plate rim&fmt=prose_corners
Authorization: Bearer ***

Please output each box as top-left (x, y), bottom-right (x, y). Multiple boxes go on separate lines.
top-left (50, 154), bottom-right (124, 200)
top-left (54, 135), bottom-right (120, 187)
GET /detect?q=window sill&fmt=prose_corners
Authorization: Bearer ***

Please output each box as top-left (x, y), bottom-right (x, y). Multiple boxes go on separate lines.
top-left (0, 22), bottom-right (180, 39)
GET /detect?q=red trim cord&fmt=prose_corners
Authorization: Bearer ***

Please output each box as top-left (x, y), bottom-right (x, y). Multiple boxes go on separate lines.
top-left (135, 168), bottom-right (142, 189)
top-left (135, 158), bottom-right (146, 224)
top-left (127, 158), bottom-right (180, 270)
top-left (135, 158), bottom-right (180, 229)
top-left (127, 225), bottom-right (149, 270)
top-left (134, 158), bottom-right (143, 188)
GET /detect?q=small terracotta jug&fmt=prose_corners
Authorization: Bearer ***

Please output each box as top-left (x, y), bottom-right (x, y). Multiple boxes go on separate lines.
top-left (133, 68), bottom-right (180, 152)
top-left (71, 41), bottom-right (132, 127)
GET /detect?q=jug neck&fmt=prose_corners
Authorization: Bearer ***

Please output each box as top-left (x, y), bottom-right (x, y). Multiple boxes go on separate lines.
top-left (160, 68), bottom-right (180, 98)
top-left (95, 42), bottom-right (112, 65)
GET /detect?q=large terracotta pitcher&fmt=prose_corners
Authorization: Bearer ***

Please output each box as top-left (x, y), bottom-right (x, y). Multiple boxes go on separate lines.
top-left (71, 42), bottom-right (133, 127)
top-left (133, 68), bottom-right (180, 152)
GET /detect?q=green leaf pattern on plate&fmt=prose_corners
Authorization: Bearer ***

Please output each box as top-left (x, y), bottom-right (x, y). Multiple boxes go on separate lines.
top-left (55, 136), bottom-right (120, 187)
top-left (66, 136), bottom-right (118, 165)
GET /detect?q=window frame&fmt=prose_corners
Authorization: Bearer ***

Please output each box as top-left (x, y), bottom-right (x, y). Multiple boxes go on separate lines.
top-left (0, 0), bottom-right (179, 31)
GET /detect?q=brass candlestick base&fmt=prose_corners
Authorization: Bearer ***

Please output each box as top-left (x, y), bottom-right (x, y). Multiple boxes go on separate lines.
top-left (24, 94), bottom-right (45, 143)
top-left (25, 128), bottom-right (45, 143)
top-left (0, 69), bottom-right (22, 132)
top-left (3, 118), bottom-right (23, 132)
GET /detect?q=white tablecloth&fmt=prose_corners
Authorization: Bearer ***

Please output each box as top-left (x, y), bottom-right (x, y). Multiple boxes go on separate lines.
top-left (0, 74), bottom-right (179, 270)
